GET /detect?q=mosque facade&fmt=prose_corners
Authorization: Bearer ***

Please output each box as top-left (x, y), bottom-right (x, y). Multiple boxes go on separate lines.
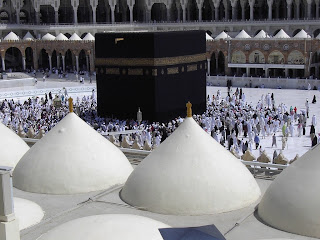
top-left (0, 0), bottom-right (320, 79)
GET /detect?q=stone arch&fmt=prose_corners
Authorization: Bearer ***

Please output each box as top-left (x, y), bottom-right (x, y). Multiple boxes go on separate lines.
top-left (217, 51), bottom-right (225, 75)
top-left (115, 0), bottom-right (128, 22)
top-left (288, 50), bottom-right (304, 65)
top-left (151, 3), bottom-right (167, 21)
top-left (0, 10), bottom-right (10, 23)
top-left (311, 52), bottom-right (318, 64)
top-left (59, 0), bottom-right (74, 23)
top-left (65, 49), bottom-right (74, 71)
top-left (133, 0), bottom-right (145, 22)
top-left (25, 47), bottom-right (34, 70)
top-left (97, 0), bottom-right (111, 22)
top-left (5, 47), bottom-right (23, 71)
top-left (38, 48), bottom-right (49, 69)
top-left (19, 9), bottom-right (29, 23)
top-left (210, 51), bottom-right (216, 75)
top-left (187, 0), bottom-right (198, 21)
top-left (202, 0), bottom-right (213, 20)
top-left (78, 0), bottom-right (93, 23)
top-left (231, 50), bottom-right (246, 64)
top-left (268, 50), bottom-right (285, 64)
top-left (79, 49), bottom-right (87, 71)
top-left (249, 50), bottom-right (265, 63)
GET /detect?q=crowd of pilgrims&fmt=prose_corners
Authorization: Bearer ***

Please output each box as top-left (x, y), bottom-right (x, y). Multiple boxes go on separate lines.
top-left (0, 86), bottom-right (318, 152)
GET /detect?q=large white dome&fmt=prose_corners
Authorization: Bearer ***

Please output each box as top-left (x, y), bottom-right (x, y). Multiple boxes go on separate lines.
top-left (0, 122), bottom-right (29, 167)
top-left (14, 197), bottom-right (44, 230)
top-left (13, 112), bottom-right (133, 194)
top-left (121, 117), bottom-right (261, 215)
top-left (258, 144), bottom-right (320, 238)
top-left (36, 214), bottom-right (170, 240)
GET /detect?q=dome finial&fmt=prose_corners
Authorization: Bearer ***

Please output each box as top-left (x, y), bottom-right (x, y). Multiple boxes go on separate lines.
top-left (186, 101), bottom-right (192, 117)
top-left (68, 97), bottom-right (73, 112)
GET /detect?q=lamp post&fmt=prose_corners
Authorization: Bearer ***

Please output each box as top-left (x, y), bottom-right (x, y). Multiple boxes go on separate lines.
top-left (137, 107), bottom-right (142, 125)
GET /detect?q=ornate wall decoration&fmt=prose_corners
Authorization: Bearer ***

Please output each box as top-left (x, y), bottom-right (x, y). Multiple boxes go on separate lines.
top-left (288, 50), bottom-right (305, 64)
top-left (263, 44), bottom-right (270, 51)
top-left (128, 68), bottom-right (143, 75)
top-left (231, 50), bottom-right (246, 63)
top-left (249, 50), bottom-right (265, 63)
top-left (167, 67), bottom-right (179, 74)
top-left (283, 44), bottom-right (289, 51)
top-left (268, 50), bottom-right (285, 64)
top-left (187, 64), bottom-right (197, 72)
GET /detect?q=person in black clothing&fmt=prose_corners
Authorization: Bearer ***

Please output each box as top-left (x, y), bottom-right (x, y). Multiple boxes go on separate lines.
top-left (310, 124), bottom-right (315, 135)
top-left (312, 95), bottom-right (317, 104)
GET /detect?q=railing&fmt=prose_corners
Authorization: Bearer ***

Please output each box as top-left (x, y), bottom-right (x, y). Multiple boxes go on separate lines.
top-left (207, 75), bottom-right (320, 89)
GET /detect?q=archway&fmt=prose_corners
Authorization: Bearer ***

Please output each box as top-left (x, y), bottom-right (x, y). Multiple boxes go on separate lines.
top-left (217, 51), bottom-right (225, 75)
top-left (40, 5), bottom-right (55, 23)
top-left (210, 52), bottom-right (216, 75)
top-left (59, 0), bottom-right (74, 23)
top-left (151, 3), bottom-right (167, 21)
top-left (187, 0), bottom-right (198, 20)
top-left (5, 47), bottom-right (23, 71)
top-left (78, 0), bottom-right (92, 23)
top-left (254, 0), bottom-right (267, 20)
top-left (0, 11), bottom-right (9, 23)
top-left (231, 51), bottom-right (246, 64)
top-left (25, 47), bottom-right (34, 70)
top-left (38, 49), bottom-right (49, 70)
top-left (218, 3), bottom-right (225, 20)
top-left (52, 50), bottom-right (57, 69)
top-left (19, 10), bottom-right (28, 23)
top-left (202, 0), bottom-right (212, 20)
top-left (97, 0), bottom-right (110, 22)
top-left (115, 1), bottom-right (128, 22)
top-left (65, 49), bottom-right (74, 72)
top-left (133, 0), bottom-right (145, 22)
top-left (79, 50), bottom-right (87, 71)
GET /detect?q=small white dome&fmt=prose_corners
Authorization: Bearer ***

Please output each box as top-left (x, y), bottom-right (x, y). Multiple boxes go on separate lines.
top-left (0, 122), bottom-right (29, 168)
top-left (293, 29), bottom-right (311, 39)
top-left (254, 30), bottom-right (270, 39)
top-left (4, 31), bottom-right (19, 41)
top-left (37, 214), bottom-right (170, 240)
top-left (14, 197), bottom-right (44, 230)
top-left (273, 29), bottom-right (290, 38)
top-left (206, 33), bottom-right (213, 41)
top-left (69, 33), bottom-right (82, 40)
top-left (82, 33), bottom-right (95, 41)
top-left (258, 144), bottom-right (320, 238)
top-left (23, 32), bottom-right (35, 41)
top-left (13, 112), bottom-right (133, 194)
top-left (55, 33), bottom-right (68, 40)
top-left (316, 33), bottom-right (320, 39)
top-left (214, 31), bottom-right (231, 40)
top-left (42, 33), bottom-right (56, 41)
top-left (235, 30), bottom-right (251, 39)
top-left (121, 117), bottom-right (261, 215)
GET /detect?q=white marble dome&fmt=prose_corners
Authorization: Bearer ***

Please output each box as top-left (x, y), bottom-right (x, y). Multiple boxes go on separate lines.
top-left (258, 144), bottom-right (320, 238)
top-left (42, 33), bottom-right (56, 41)
top-left (4, 31), bottom-right (19, 41)
top-left (55, 33), bottom-right (68, 40)
top-left (82, 33), bottom-right (95, 41)
top-left (14, 198), bottom-right (44, 230)
top-left (36, 214), bottom-right (170, 240)
top-left (121, 117), bottom-right (261, 215)
top-left (13, 112), bottom-right (133, 194)
top-left (0, 122), bottom-right (29, 168)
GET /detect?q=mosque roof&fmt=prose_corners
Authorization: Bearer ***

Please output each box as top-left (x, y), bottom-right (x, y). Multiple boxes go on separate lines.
top-left (273, 29), bottom-right (290, 38)
top-left (206, 33), bottom-right (214, 41)
top-left (214, 31), bottom-right (231, 40)
top-left (254, 30), bottom-right (270, 39)
top-left (37, 214), bottom-right (170, 240)
top-left (13, 112), bottom-right (133, 194)
top-left (23, 31), bottom-right (35, 41)
top-left (14, 197), bottom-right (44, 230)
top-left (258, 144), bottom-right (320, 238)
top-left (235, 30), bottom-right (251, 39)
top-left (121, 115), bottom-right (261, 215)
top-left (0, 122), bottom-right (29, 168)
top-left (83, 33), bottom-right (95, 41)
top-left (69, 33), bottom-right (82, 40)
top-left (4, 31), bottom-right (19, 41)
top-left (55, 33), bottom-right (68, 40)
top-left (42, 33), bottom-right (56, 41)
top-left (293, 29), bottom-right (311, 39)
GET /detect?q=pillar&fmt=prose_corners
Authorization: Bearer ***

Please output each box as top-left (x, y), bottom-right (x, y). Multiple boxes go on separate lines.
top-left (48, 55), bottom-right (52, 71)
top-left (267, 0), bottom-right (273, 20)
top-left (111, 6), bottom-right (115, 23)
top-left (265, 67), bottom-right (269, 77)
top-left (215, 56), bottom-right (219, 72)
top-left (75, 55), bottom-right (79, 72)
top-left (1, 56), bottom-right (5, 71)
top-left (57, 55), bottom-right (60, 69)
top-left (35, 11), bottom-right (40, 24)
top-left (182, 4), bottom-right (186, 22)
top-left (0, 168), bottom-right (20, 240)
top-left (22, 56), bottom-right (26, 71)
top-left (295, 0), bottom-right (300, 19)
top-left (287, 0), bottom-right (292, 19)
top-left (92, 7), bottom-right (97, 23)
top-left (207, 59), bottom-right (211, 75)
top-left (246, 67), bottom-right (249, 76)
top-left (215, 6), bottom-right (219, 20)
top-left (316, 0), bottom-right (319, 19)
top-left (224, 0), bottom-right (229, 20)
top-left (231, 0), bottom-right (238, 20)
top-left (129, 6), bottom-right (134, 22)
top-left (62, 55), bottom-right (65, 72)
top-left (90, 52), bottom-right (94, 73)
top-left (55, 10), bottom-right (59, 23)
top-left (86, 55), bottom-right (89, 71)
top-left (285, 68), bottom-right (289, 77)
top-left (307, 0), bottom-right (312, 19)
top-left (241, 4), bottom-right (245, 20)
top-left (33, 51), bottom-right (38, 70)
top-left (73, 7), bottom-right (78, 23)
top-left (16, 10), bottom-right (20, 24)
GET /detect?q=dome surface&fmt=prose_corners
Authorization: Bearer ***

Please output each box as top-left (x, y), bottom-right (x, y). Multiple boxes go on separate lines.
top-left (13, 112), bottom-right (133, 194)
top-left (4, 31), bottom-right (19, 41)
top-left (258, 144), bottom-right (320, 238)
top-left (206, 33), bottom-right (213, 41)
top-left (37, 214), bottom-right (170, 240)
top-left (14, 197), bottom-right (44, 230)
top-left (293, 29), bottom-right (311, 39)
top-left (254, 30), bottom-right (270, 39)
top-left (55, 33), bottom-right (68, 40)
top-left (214, 31), bottom-right (231, 40)
top-left (121, 117), bottom-right (261, 215)
top-left (42, 33), bottom-right (55, 41)
top-left (273, 29), bottom-right (290, 38)
top-left (235, 30), bottom-right (251, 39)
top-left (0, 122), bottom-right (29, 167)
top-left (69, 33), bottom-right (82, 40)
top-left (23, 32), bottom-right (35, 41)
top-left (83, 33), bottom-right (95, 41)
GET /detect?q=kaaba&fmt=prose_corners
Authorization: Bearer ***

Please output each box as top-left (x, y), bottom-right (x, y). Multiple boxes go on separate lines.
top-left (95, 30), bottom-right (206, 122)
